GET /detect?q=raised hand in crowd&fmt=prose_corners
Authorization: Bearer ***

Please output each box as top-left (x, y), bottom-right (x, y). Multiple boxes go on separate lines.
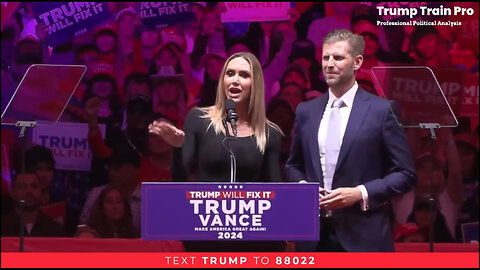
top-left (84, 97), bottom-right (102, 129)
top-left (35, 22), bottom-right (49, 42)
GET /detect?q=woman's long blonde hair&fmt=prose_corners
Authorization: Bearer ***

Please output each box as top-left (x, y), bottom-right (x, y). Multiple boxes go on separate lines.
top-left (200, 52), bottom-right (282, 154)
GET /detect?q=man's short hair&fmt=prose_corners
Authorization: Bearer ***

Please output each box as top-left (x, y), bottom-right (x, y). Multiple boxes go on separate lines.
top-left (108, 144), bottom-right (141, 168)
top-left (126, 94), bottom-right (153, 116)
top-left (25, 145), bottom-right (55, 173)
top-left (124, 72), bottom-right (152, 93)
top-left (322, 29), bottom-right (365, 57)
top-left (290, 39), bottom-right (316, 61)
top-left (14, 38), bottom-right (43, 64)
top-left (410, 25), bottom-right (439, 46)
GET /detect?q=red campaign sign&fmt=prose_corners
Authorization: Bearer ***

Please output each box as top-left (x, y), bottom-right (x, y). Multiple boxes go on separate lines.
top-left (461, 74), bottom-right (480, 117)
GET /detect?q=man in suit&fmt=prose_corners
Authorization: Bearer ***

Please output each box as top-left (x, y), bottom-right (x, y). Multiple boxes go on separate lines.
top-left (286, 29), bottom-right (416, 251)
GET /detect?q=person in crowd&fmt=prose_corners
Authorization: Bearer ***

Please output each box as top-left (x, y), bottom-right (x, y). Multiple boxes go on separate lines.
top-left (94, 26), bottom-right (118, 68)
top-left (269, 63), bottom-right (310, 99)
top-left (11, 36), bottom-right (43, 84)
top-left (393, 127), bottom-right (463, 240)
top-left (190, 7), bottom-right (224, 81)
top-left (82, 67), bottom-right (124, 132)
top-left (24, 145), bottom-right (69, 227)
top-left (82, 66), bottom-right (126, 188)
top-left (120, 72), bottom-right (153, 130)
top-left (287, 39), bottom-right (327, 93)
top-left (149, 42), bottom-right (184, 75)
top-left (75, 45), bottom-right (100, 81)
top-left (409, 26), bottom-right (451, 68)
top-left (277, 82), bottom-right (306, 113)
top-left (139, 28), bottom-right (161, 71)
top-left (86, 90), bottom-right (185, 184)
top-left (350, 6), bottom-right (386, 96)
top-left (266, 97), bottom-right (295, 178)
top-left (150, 68), bottom-right (189, 128)
top-left (85, 185), bottom-right (138, 238)
top-left (80, 145), bottom-right (141, 233)
top-left (1, 173), bottom-right (65, 237)
top-left (25, 146), bottom-right (58, 204)
top-left (197, 50), bottom-right (227, 107)
top-left (407, 194), bottom-right (455, 242)
top-left (454, 132), bottom-right (479, 240)
top-left (264, 21), bottom-right (290, 67)
top-left (262, 8), bottom-right (300, 104)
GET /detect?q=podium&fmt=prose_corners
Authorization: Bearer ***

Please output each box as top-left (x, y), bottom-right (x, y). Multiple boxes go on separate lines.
top-left (142, 182), bottom-right (319, 241)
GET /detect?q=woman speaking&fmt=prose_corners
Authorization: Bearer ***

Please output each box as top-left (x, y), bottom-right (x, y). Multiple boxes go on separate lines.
top-left (149, 52), bottom-right (285, 251)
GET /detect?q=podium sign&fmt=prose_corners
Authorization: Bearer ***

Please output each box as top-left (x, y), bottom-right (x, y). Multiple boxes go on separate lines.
top-left (142, 182), bottom-right (319, 241)
top-left (31, 2), bottom-right (114, 47)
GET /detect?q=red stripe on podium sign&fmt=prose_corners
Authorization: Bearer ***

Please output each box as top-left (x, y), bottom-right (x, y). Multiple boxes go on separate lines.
top-left (2, 252), bottom-right (478, 268)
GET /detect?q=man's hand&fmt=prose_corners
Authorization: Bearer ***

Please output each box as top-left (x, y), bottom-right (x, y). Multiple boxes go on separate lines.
top-left (319, 187), bottom-right (362, 211)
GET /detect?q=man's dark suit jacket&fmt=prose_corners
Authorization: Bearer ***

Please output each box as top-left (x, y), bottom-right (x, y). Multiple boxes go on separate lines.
top-left (286, 88), bottom-right (417, 251)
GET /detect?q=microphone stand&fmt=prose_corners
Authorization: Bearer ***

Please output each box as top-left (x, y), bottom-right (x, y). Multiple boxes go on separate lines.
top-left (420, 123), bottom-right (440, 252)
top-left (222, 119), bottom-right (237, 183)
top-left (16, 121), bottom-right (37, 252)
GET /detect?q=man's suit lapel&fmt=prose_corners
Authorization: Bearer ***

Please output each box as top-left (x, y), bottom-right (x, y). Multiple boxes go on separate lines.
top-left (335, 89), bottom-right (370, 171)
top-left (309, 96), bottom-right (328, 184)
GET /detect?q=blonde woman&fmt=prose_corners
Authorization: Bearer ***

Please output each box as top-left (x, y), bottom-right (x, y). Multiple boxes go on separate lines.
top-left (149, 52), bottom-right (283, 182)
top-left (149, 52), bottom-right (285, 251)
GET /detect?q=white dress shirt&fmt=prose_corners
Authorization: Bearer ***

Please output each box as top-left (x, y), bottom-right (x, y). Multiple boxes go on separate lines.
top-left (318, 82), bottom-right (369, 210)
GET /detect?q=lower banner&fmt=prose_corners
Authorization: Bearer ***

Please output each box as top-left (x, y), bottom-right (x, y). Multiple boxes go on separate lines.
top-left (142, 182), bottom-right (319, 241)
top-left (2, 252), bottom-right (478, 268)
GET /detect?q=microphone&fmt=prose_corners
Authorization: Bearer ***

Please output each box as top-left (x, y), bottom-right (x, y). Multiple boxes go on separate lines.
top-left (225, 99), bottom-right (238, 137)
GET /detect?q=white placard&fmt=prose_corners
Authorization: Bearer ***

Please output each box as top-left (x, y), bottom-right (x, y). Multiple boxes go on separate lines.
top-left (221, 2), bottom-right (290, 23)
top-left (32, 121), bottom-right (106, 171)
